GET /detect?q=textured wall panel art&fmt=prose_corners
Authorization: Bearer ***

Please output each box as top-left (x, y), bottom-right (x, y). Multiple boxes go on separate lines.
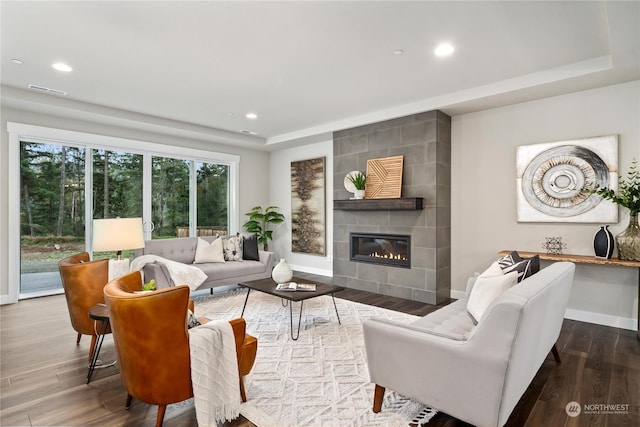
top-left (365, 155), bottom-right (404, 199)
top-left (516, 135), bottom-right (618, 223)
top-left (291, 157), bottom-right (326, 255)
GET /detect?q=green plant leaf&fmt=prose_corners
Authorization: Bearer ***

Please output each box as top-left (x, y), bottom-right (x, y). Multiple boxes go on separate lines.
top-left (347, 172), bottom-right (367, 190)
top-left (584, 158), bottom-right (640, 213)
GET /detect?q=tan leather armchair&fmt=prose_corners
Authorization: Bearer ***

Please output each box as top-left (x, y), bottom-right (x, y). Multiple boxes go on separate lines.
top-left (104, 271), bottom-right (257, 427)
top-left (58, 252), bottom-right (110, 359)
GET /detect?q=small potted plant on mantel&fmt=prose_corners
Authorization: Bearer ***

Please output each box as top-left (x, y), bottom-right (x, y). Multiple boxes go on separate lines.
top-left (347, 172), bottom-right (367, 200)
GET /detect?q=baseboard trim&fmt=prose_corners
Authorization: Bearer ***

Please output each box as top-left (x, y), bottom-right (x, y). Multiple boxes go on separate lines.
top-left (564, 308), bottom-right (637, 331)
top-left (450, 290), bottom-right (466, 300)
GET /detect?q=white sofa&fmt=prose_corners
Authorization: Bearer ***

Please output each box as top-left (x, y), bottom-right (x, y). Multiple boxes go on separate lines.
top-left (134, 236), bottom-right (274, 292)
top-left (363, 261), bottom-right (575, 427)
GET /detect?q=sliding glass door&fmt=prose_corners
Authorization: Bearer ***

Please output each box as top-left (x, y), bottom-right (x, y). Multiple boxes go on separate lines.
top-left (19, 141), bottom-right (86, 296)
top-left (196, 161), bottom-right (229, 237)
top-left (150, 158), bottom-right (231, 239)
top-left (92, 149), bottom-right (143, 260)
top-left (151, 156), bottom-right (190, 239)
top-left (11, 122), bottom-right (239, 301)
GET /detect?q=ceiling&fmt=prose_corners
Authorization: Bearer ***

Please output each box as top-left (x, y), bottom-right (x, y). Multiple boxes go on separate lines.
top-left (2, 1), bottom-right (639, 150)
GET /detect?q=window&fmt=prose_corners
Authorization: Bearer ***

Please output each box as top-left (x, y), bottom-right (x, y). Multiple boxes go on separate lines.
top-left (20, 142), bottom-right (86, 296)
top-left (151, 156), bottom-right (190, 238)
top-left (93, 149), bottom-right (143, 220)
top-left (196, 161), bottom-right (229, 237)
top-left (8, 123), bottom-right (239, 301)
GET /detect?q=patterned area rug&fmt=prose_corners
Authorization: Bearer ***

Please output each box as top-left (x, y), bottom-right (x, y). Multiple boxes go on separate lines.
top-left (192, 288), bottom-right (437, 427)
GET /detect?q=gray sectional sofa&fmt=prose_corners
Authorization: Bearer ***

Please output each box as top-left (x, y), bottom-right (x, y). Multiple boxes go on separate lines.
top-left (133, 236), bottom-right (274, 292)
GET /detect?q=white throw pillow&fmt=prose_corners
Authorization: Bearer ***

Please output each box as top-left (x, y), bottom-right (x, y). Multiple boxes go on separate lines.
top-left (466, 262), bottom-right (517, 322)
top-left (480, 261), bottom-right (504, 277)
top-left (194, 237), bottom-right (225, 264)
top-left (465, 272), bottom-right (481, 298)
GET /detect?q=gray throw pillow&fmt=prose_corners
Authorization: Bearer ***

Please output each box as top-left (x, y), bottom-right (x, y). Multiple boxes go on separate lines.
top-left (242, 233), bottom-right (260, 261)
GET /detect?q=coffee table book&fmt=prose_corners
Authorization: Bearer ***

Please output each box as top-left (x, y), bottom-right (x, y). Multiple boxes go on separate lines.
top-left (275, 282), bottom-right (317, 292)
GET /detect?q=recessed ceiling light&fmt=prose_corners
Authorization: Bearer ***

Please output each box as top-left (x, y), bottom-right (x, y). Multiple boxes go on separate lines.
top-left (245, 112), bottom-right (258, 119)
top-left (393, 50), bottom-right (404, 56)
top-left (226, 112), bottom-right (234, 116)
top-left (11, 59), bottom-right (23, 65)
top-left (240, 130), bottom-right (259, 135)
top-left (52, 62), bottom-right (73, 72)
top-left (434, 43), bottom-right (455, 57)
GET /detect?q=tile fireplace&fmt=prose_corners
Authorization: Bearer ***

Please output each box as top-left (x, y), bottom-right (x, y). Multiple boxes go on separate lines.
top-left (333, 109), bottom-right (451, 304)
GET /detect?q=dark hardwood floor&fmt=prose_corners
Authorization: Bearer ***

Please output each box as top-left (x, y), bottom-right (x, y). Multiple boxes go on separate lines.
top-left (1, 272), bottom-right (638, 427)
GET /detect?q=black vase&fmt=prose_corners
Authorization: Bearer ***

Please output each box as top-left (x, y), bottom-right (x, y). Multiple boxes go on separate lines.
top-left (593, 225), bottom-right (614, 259)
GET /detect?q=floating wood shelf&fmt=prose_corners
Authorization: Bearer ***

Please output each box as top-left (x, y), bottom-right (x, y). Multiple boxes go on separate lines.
top-left (334, 197), bottom-right (423, 211)
top-left (497, 250), bottom-right (640, 268)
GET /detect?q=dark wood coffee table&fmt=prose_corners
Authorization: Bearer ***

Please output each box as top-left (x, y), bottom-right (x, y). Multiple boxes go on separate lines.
top-left (239, 276), bottom-right (344, 340)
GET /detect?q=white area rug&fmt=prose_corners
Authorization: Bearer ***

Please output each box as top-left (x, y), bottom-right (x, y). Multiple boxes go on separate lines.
top-left (192, 289), bottom-right (437, 427)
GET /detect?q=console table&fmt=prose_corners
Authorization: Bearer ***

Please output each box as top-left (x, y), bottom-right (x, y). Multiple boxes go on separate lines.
top-left (499, 250), bottom-right (640, 339)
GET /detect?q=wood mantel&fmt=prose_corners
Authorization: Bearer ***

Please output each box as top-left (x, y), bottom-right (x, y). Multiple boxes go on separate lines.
top-left (499, 250), bottom-right (640, 339)
top-left (334, 197), bottom-right (423, 211)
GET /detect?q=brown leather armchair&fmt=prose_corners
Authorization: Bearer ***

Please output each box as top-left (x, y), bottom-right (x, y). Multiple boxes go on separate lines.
top-left (58, 252), bottom-right (110, 359)
top-left (104, 271), bottom-right (257, 427)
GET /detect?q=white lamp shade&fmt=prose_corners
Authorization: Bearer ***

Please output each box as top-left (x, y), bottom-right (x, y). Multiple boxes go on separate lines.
top-left (93, 217), bottom-right (145, 252)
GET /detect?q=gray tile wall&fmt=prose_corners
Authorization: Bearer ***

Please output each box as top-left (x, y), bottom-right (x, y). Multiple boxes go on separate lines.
top-left (333, 110), bottom-right (451, 304)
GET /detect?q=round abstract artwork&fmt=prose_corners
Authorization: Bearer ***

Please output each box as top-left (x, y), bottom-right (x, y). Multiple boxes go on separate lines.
top-left (521, 145), bottom-right (609, 217)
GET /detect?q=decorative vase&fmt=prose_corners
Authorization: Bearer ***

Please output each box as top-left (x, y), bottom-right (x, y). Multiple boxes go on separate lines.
top-left (616, 212), bottom-right (640, 261)
top-left (354, 189), bottom-right (365, 200)
top-left (272, 258), bottom-right (293, 283)
top-left (593, 225), bottom-right (614, 259)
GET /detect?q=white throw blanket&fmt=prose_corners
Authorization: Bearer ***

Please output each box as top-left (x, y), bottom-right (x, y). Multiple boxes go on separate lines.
top-left (189, 320), bottom-right (242, 426)
top-left (130, 255), bottom-right (207, 291)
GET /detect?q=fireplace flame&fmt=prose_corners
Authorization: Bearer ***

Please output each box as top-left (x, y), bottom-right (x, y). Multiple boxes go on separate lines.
top-left (370, 251), bottom-right (407, 261)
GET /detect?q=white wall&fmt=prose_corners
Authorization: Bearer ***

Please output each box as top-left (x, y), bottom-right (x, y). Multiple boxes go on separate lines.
top-left (451, 80), bottom-right (640, 329)
top-left (269, 140), bottom-right (333, 276)
top-left (0, 106), bottom-right (271, 301)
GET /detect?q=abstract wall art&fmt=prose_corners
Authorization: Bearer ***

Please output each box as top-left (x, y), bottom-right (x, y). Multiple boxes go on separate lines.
top-left (516, 135), bottom-right (618, 223)
top-left (291, 157), bottom-right (325, 255)
top-left (365, 155), bottom-right (404, 199)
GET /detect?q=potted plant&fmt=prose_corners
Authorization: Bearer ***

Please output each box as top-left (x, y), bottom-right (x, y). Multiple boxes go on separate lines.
top-left (347, 172), bottom-right (367, 199)
top-left (586, 159), bottom-right (640, 261)
top-left (243, 206), bottom-right (285, 251)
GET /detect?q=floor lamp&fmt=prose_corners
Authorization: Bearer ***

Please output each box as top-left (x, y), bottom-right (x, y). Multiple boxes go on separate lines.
top-left (93, 217), bottom-right (145, 280)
